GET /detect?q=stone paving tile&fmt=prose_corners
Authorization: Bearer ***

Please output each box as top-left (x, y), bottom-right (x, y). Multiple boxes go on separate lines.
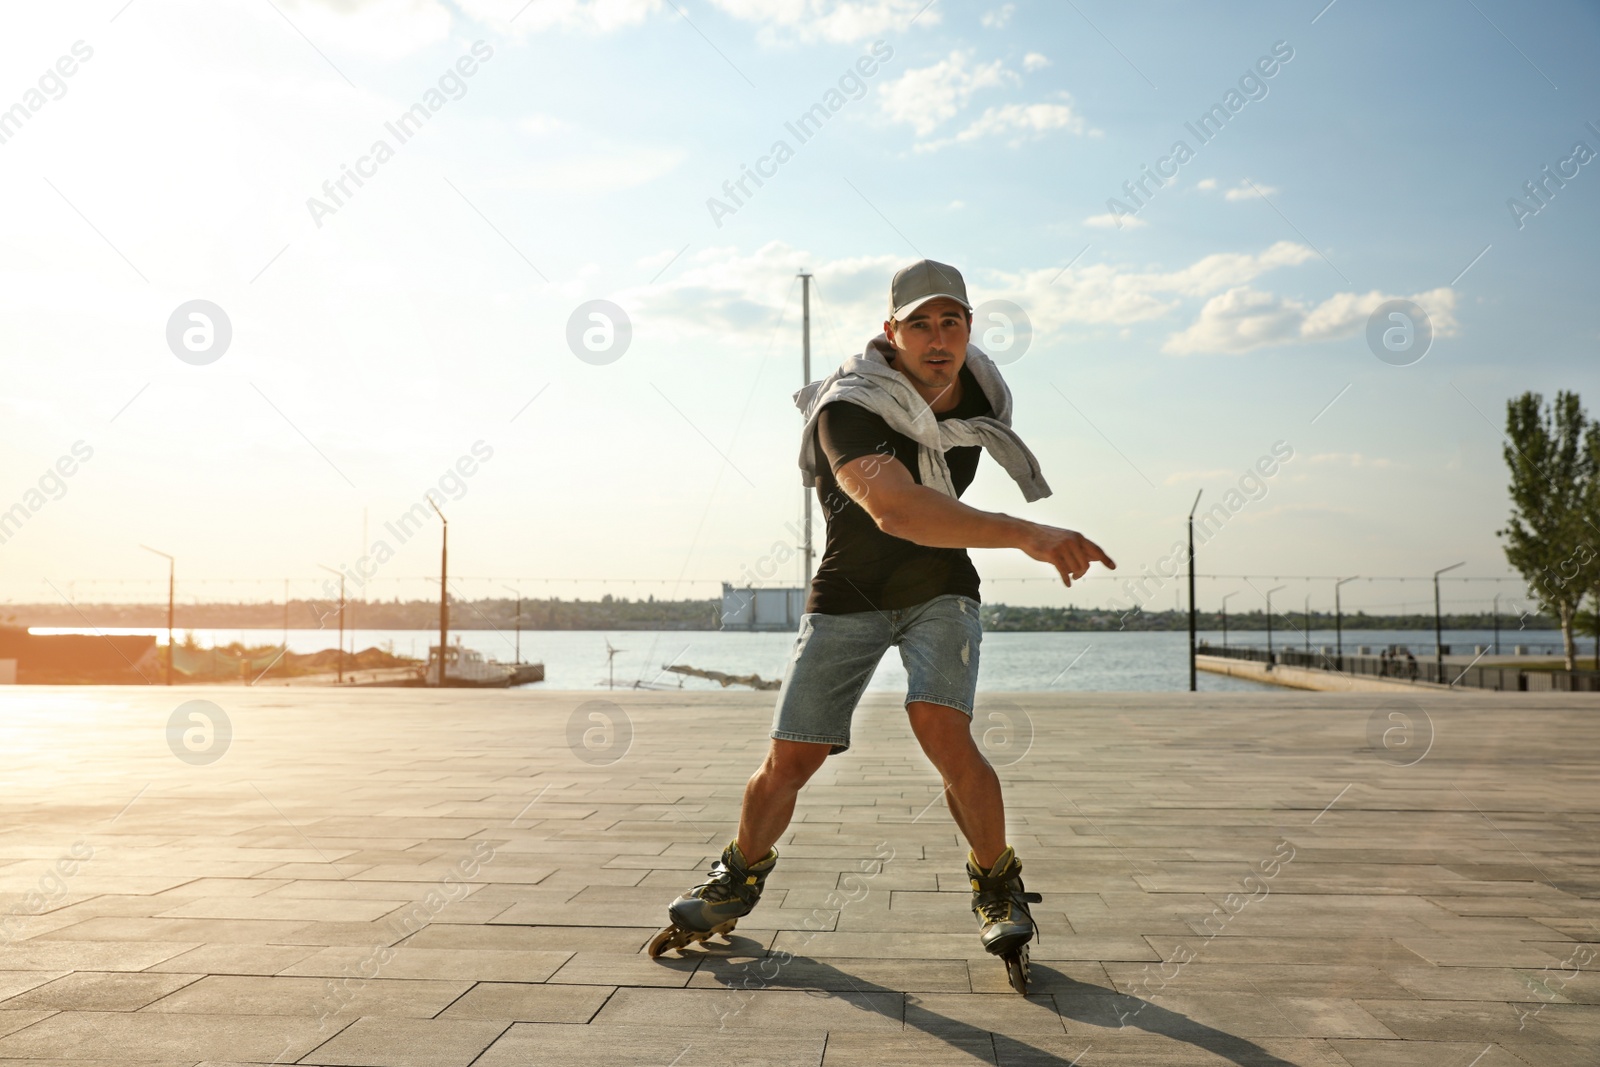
top-left (281, 946), bottom-right (573, 982)
top-left (1328, 1039), bottom-right (1531, 1066)
top-left (905, 993), bottom-right (1067, 1035)
top-left (0, 1011), bottom-right (56, 1038)
top-left (0, 940), bottom-right (196, 971)
top-left (592, 986), bottom-right (903, 1032)
top-left (141, 973), bottom-right (470, 1017)
top-left (967, 961), bottom-right (1114, 997)
top-left (300, 1016), bottom-right (509, 1067)
top-left (1101, 961), bottom-right (1418, 1000)
top-left (991, 1032), bottom-right (1330, 1066)
top-left (548, 950), bottom-right (702, 987)
top-left (474, 1021), bottom-right (826, 1066)
top-left (821, 1031), bottom-right (998, 1065)
top-left (141, 942), bottom-right (324, 975)
top-left (0, 972), bottom-right (66, 1001)
top-left (0, 971), bottom-right (198, 1012)
top-left (39, 915), bottom-right (307, 943)
top-left (400, 922), bottom-right (649, 954)
top-left (436, 981), bottom-right (612, 1022)
top-left (1395, 937), bottom-right (1568, 967)
top-left (266, 919), bottom-right (413, 947)
top-left (0, 1010), bottom-right (336, 1060)
top-left (693, 954), bottom-right (973, 992)
top-left (154, 896), bottom-right (406, 922)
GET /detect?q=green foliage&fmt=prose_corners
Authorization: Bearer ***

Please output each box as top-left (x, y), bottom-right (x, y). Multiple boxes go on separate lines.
top-left (1499, 390), bottom-right (1599, 667)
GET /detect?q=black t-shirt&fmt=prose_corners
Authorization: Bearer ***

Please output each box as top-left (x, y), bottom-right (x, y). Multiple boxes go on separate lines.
top-left (808, 363), bottom-right (992, 614)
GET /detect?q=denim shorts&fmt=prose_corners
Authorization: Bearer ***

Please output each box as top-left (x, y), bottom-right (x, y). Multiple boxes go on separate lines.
top-left (770, 593), bottom-right (982, 754)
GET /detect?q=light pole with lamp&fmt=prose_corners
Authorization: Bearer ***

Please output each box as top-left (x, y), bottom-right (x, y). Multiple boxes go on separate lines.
top-left (317, 564), bottom-right (345, 683)
top-left (1220, 591), bottom-right (1238, 648)
top-left (429, 500), bottom-right (448, 687)
top-left (1492, 592), bottom-right (1500, 656)
top-left (1265, 585), bottom-right (1286, 669)
top-left (1434, 561), bottom-right (1465, 681)
top-left (1304, 592), bottom-right (1311, 654)
top-left (138, 545), bottom-right (175, 686)
top-left (503, 584), bottom-right (522, 664)
top-left (1335, 575), bottom-right (1358, 665)
top-left (1187, 489), bottom-right (1201, 692)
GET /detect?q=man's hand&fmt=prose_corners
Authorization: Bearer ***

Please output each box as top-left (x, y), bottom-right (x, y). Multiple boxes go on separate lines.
top-left (1021, 525), bottom-right (1116, 588)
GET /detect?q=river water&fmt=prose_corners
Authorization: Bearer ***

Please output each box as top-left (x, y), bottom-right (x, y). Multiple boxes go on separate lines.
top-left (28, 627), bottom-right (1581, 692)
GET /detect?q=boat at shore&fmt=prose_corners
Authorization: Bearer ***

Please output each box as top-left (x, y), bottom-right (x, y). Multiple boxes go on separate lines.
top-left (409, 641), bottom-right (544, 688)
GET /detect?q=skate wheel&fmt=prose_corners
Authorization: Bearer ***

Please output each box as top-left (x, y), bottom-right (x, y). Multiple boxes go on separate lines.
top-left (647, 924), bottom-right (688, 959)
top-left (1003, 944), bottom-right (1031, 994)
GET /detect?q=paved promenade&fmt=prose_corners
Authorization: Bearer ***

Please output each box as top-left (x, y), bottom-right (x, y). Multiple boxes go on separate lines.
top-left (1, 685), bottom-right (1596, 1066)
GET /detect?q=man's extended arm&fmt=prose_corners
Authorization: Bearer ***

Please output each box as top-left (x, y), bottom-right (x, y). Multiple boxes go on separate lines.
top-left (835, 453), bottom-right (1115, 588)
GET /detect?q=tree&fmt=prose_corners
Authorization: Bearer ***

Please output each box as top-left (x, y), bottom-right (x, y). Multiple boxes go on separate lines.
top-left (1583, 418), bottom-right (1600, 671)
top-left (1499, 391), bottom-right (1597, 670)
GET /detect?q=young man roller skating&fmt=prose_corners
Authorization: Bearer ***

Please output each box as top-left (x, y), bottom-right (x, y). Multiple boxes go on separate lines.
top-left (647, 260), bottom-right (1115, 992)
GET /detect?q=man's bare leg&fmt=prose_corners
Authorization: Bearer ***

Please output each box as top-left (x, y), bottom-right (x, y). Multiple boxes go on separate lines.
top-left (906, 700), bottom-right (1005, 869)
top-left (734, 738), bottom-right (831, 860)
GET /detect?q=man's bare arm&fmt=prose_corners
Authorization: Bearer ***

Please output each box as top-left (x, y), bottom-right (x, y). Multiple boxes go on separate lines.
top-left (835, 453), bottom-right (1116, 587)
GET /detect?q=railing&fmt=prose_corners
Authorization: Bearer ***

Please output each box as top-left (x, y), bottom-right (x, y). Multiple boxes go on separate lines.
top-left (1199, 644), bottom-right (1600, 692)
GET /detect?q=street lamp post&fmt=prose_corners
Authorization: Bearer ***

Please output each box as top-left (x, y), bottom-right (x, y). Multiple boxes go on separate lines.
top-left (1187, 489), bottom-right (1202, 693)
top-left (317, 564), bottom-right (345, 683)
top-left (139, 545), bottom-right (175, 686)
top-left (1493, 593), bottom-right (1500, 656)
top-left (1265, 585), bottom-right (1287, 669)
top-left (429, 500), bottom-right (448, 687)
top-left (1304, 593), bottom-right (1311, 654)
top-left (1434, 561), bottom-right (1466, 682)
top-left (1221, 591), bottom-right (1238, 648)
top-left (503, 584), bottom-right (522, 664)
top-left (1335, 575), bottom-right (1358, 665)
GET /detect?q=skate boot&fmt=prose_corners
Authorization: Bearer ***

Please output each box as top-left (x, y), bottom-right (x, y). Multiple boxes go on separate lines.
top-left (968, 845), bottom-right (1043, 993)
top-left (646, 841), bottom-right (778, 958)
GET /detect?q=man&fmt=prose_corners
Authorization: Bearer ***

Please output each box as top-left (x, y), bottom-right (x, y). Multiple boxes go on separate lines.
top-left (648, 259), bottom-right (1114, 989)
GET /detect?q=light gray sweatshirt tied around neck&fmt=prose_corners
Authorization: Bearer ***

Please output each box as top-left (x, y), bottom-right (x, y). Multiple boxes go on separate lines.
top-left (793, 332), bottom-right (1052, 503)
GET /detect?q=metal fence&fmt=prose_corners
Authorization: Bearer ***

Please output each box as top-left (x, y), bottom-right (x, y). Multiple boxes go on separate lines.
top-left (1199, 643), bottom-right (1600, 692)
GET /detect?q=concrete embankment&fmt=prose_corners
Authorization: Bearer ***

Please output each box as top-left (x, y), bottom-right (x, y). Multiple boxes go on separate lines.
top-left (1197, 653), bottom-right (1439, 693)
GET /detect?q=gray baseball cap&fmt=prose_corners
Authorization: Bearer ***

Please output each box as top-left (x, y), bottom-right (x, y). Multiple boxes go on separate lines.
top-left (890, 259), bottom-right (971, 321)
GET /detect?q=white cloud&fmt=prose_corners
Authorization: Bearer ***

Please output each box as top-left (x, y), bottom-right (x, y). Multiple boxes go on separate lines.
top-left (1308, 452), bottom-right (1395, 469)
top-left (948, 199), bottom-right (966, 209)
top-left (311, 0), bottom-right (932, 43)
top-left (700, 0), bottom-right (940, 42)
top-left (1023, 52), bottom-right (1049, 71)
top-left (982, 241), bottom-right (1319, 329)
top-left (1195, 178), bottom-right (1217, 190)
top-left (1084, 212), bottom-right (1146, 229)
top-left (981, 3), bottom-right (1016, 27)
top-left (879, 51), bottom-right (1017, 136)
top-left (271, 0), bottom-right (454, 57)
top-left (915, 97), bottom-right (1085, 152)
top-left (1224, 180), bottom-right (1279, 201)
top-left (882, 53), bottom-right (1089, 151)
top-left (1163, 285), bottom-right (1460, 355)
top-left (624, 239), bottom-right (1327, 349)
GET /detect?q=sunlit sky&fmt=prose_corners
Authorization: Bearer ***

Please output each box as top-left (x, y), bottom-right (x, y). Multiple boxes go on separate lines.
top-left (2, 0), bottom-right (1597, 617)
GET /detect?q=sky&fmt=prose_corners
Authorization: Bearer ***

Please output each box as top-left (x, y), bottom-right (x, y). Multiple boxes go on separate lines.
top-left (1, 0), bottom-right (1597, 619)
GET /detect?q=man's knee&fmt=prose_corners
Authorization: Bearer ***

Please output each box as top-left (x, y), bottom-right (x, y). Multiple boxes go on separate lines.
top-left (907, 702), bottom-right (983, 769)
top-left (759, 740), bottom-right (829, 788)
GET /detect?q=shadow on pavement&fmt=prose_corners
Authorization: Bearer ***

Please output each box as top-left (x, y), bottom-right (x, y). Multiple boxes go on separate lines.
top-left (688, 943), bottom-right (1304, 1067)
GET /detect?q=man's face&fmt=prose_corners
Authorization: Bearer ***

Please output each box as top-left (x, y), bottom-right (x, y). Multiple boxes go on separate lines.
top-left (884, 297), bottom-right (970, 395)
